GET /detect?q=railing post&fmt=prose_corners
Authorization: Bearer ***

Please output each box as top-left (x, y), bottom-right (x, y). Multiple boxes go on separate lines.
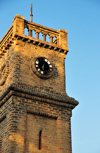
top-left (29, 28), bottom-right (32, 37)
top-left (57, 38), bottom-right (59, 45)
top-left (36, 31), bottom-right (40, 39)
top-left (42, 33), bottom-right (47, 41)
top-left (50, 36), bottom-right (53, 43)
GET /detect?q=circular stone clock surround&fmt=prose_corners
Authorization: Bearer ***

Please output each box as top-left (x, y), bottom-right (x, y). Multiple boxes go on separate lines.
top-left (31, 57), bottom-right (53, 79)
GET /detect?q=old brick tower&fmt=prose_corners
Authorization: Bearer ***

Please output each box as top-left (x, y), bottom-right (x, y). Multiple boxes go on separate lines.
top-left (0, 9), bottom-right (78, 153)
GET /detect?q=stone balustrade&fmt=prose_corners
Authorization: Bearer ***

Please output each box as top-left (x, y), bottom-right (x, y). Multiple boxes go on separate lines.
top-left (24, 20), bottom-right (59, 45)
top-left (0, 14), bottom-right (68, 56)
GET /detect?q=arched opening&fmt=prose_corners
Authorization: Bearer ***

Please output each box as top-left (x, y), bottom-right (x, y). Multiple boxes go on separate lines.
top-left (33, 30), bottom-right (36, 38)
top-left (53, 36), bottom-right (57, 44)
top-left (24, 27), bottom-right (29, 36)
top-left (39, 130), bottom-right (42, 150)
top-left (39, 32), bottom-right (43, 40)
top-left (46, 34), bottom-right (50, 43)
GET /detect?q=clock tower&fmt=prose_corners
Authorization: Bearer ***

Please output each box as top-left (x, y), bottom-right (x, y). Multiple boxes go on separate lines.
top-left (0, 12), bottom-right (78, 153)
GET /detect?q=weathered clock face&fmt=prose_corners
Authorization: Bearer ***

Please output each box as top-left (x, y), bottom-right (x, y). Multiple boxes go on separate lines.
top-left (35, 57), bottom-right (53, 75)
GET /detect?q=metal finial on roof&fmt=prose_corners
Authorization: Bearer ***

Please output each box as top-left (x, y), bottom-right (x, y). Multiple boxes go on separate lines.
top-left (30, 3), bottom-right (33, 22)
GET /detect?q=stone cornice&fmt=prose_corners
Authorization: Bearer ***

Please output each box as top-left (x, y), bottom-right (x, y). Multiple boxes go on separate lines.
top-left (0, 33), bottom-right (69, 58)
top-left (14, 34), bottom-right (69, 54)
top-left (0, 83), bottom-right (79, 109)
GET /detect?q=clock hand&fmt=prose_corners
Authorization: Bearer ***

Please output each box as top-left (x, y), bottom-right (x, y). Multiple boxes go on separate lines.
top-left (42, 64), bottom-right (44, 70)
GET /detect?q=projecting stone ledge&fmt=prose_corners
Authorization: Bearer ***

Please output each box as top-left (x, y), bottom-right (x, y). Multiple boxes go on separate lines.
top-left (0, 83), bottom-right (78, 109)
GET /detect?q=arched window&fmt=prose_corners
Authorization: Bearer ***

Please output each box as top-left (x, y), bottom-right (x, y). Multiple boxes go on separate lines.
top-left (39, 130), bottom-right (42, 150)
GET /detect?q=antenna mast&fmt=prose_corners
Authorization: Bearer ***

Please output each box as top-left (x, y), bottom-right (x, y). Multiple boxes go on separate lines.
top-left (30, 3), bottom-right (33, 22)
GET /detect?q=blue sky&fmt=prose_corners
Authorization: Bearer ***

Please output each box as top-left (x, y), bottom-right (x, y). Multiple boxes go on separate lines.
top-left (0, 0), bottom-right (100, 153)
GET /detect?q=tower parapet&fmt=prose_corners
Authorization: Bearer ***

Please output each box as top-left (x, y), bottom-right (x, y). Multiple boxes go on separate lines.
top-left (0, 14), bottom-right (68, 58)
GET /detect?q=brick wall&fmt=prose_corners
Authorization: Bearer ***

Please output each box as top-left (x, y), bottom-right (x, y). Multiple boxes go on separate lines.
top-left (0, 95), bottom-right (72, 153)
